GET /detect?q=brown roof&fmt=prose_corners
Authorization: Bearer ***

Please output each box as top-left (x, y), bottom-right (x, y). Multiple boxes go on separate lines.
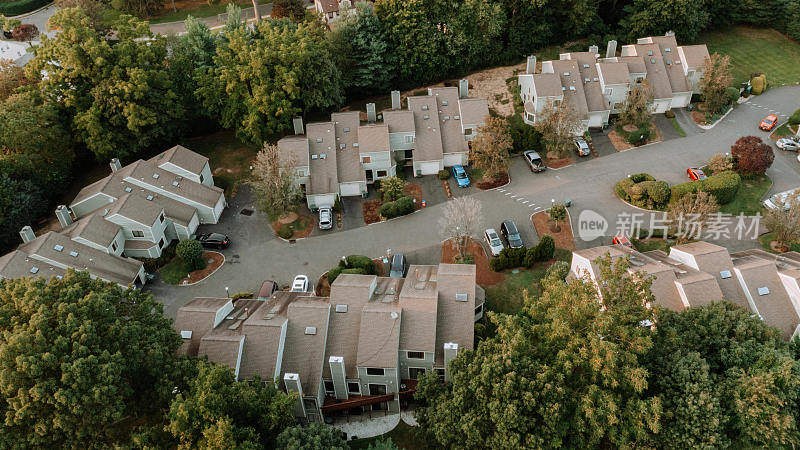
top-left (306, 122), bottom-right (340, 195)
top-left (278, 135), bottom-right (310, 167)
top-left (149, 145), bottom-right (208, 175)
top-left (642, 55), bottom-right (673, 99)
top-left (679, 45), bottom-right (710, 69)
top-left (532, 72), bottom-right (563, 97)
top-left (323, 274), bottom-right (377, 378)
top-left (597, 62), bottom-right (630, 85)
top-left (358, 124), bottom-right (390, 154)
top-left (550, 59), bottom-right (590, 120)
top-left (669, 242), bottom-right (748, 309)
top-left (430, 87), bottom-right (468, 155)
top-left (435, 264), bottom-right (476, 364)
top-left (239, 296), bottom-right (296, 382)
top-left (62, 213), bottom-right (121, 248)
top-left (127, 160), bottom-right (223, 208)
top-left (407, 96), bottom-right (444, 162)
top-left (331, 112), bottom-right (365, 184)
top-left (618, 56), bottom-right (647, 75)
top-left (281, 297), bottom-right (331, 393)
top-left (0, 250), bottom-right (67, 282)
top-left (458, 98), bottom-right (489, 126)
top-left (382, 110), bottom-right (415, 133)
top-left (316, 0), bottom-right (338, 13)
top-left (399, 265), bottom-right (438, 352)
top-left (356, 302), bottom-right (401, 368)
top-left (733, 257), bottom-right (800, 339)
top-left (198, 334), bottom-right (245, 377)
top-left (106, 193), bottom-right (163, 226)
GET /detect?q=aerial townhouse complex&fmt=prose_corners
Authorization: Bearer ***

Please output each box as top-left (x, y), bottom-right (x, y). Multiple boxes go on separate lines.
top-left (570, 242), bottom-right (800, 340)
top-left (278, 80), bottom-right (489, 210)
top-left (0, 146), bottom-right (226, 288)
top-left (518, 32), bottom-right (710, 134)
top-left (173, 263), bottom-right (485, 423)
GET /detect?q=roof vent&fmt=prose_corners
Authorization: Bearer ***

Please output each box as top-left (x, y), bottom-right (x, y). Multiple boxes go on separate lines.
top-left (124, 186), bottom-right (132, 193)
top-left (584, 77), bottom-right (590, 83)
top-left (454, 115), bottom-right (460, 120)
top-left (563, 72), bottom-right (570, 76)
top-left (180, 330), bottom-right (192, 339)
top-left (561, 86), bottom-right (566, 91)
top-left (442, 100), bottom-right (448, 106)
top-left (315, 138), bottom-right (323, 143)
top-left (422, 105), bottom-right (429, 111)
top-left (583, 64), bottom-right (589, 68)
top-left (424, 114), bottom-right (430, 120)
top-left (304, 326), bottom-right (317, 335)
top-left (569, 86), bottom-right (576, 91)
top-left (353, 143), bottom-right (359, 147)
top-left (339, 144), bottom-right (346, 149)
top-left (152, 173), bottom-right (159, 179)
top-left (665, 47), bottom-right (671, 52)
top-left (311, 154), bottom-right (318, 159)
top-left (650, 57), bottom-right (656, 64)
top-left (758, 286), bottom-right (770, 296)
top-left (455, 293), bottom-right (468, 302)
top-left (172, 181), bottom-right (179, 187)
top-left (720, 270), bottom-right (732, 279)
top-left (320, 154), bottom-right (326, 159)
top-left (344, 127), bottom-right (350, 132)
top-left (335, 304), bottom-right (348, 313)
top-left (675, 60), bottom-right (681, 64)
top-left (593, 77), bottom-right (598, 82)
top-left (29, 267), bottom-right (39, 274)
top-left (146, 195), bottom-right (154, 201)
top-left (443, 115), bottom-right (450, 120)
top-left (54, 245), bottom-right (64, 252)
top-left (647, 50), bottom-right (653, 56)
top-left (390, 312), bottom-right (398, 319)
top-left (69, 251), bottom-right (79, 257)
top-left (666, 61), bottom-right (672, 66)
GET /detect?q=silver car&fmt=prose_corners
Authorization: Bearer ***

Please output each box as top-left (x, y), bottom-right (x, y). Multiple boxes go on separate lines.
top-left (484, 228), bottom-right (505, 256)
top-left (319, 207), bottom-right (333, 230)
top-left (763, 188), bottom-right (800, 211)
top-left (777, 137), bottom-right (799, 151)
top-left (574, 138), bottom-right (590, 156)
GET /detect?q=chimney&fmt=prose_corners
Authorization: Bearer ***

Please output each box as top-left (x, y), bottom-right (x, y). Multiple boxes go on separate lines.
top-left (391, 90), bottom-right (401, 110)
top-left (328, 356), bottom-right (348, 399)
top-left (283, 373), bottom-right (307, 417)
top-left (366, 103), bottom-right (376, 122)
top-left (19, 225), bottom-right (35, 243)
top-left (55, 205), bottom-right (73, 228)
top-left (443, 342), bottom-right (458, 382)
top-left (589, 44), bottom-right (599, 55)
top-left (665, 30), bottom-right (675, 37)
top-left (109, 158), bottom-right (121, 172)
top-left (526, 55), bottom-right (536, 74)
top-left (292, 117), bottom-right (304, 135)
top-left (606, 40), bottom-right (617, 58)
top-left (458, 79), bottom-right (469, 99)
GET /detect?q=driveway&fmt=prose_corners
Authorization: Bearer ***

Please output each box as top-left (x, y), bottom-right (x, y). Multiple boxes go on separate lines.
top-left (590, 130), bottom-right (616, 158)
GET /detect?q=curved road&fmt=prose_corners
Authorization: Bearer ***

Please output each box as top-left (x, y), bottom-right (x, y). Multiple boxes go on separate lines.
top-left (149, 86), bottom-right (800, 317)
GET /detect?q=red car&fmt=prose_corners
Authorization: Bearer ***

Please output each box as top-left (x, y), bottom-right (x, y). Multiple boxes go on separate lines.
top-left (760, 114), bottom-right (778, 131)
top-left (612, 235), bottom-right (632, 248)
top-left (687, 168), bottom-right (707, 181)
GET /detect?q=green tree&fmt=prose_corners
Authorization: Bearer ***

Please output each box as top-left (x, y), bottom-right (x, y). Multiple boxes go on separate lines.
top-left (0, 173), bottom-right (48, 252)
top-left (271, 0), bottom-right (306, 22)
top-left (0, 59), bottom-right (33, 101)
top-left (380, 175), bottom-right (406, 202)
top-left (620, 0), bottom-right (710, 42)
top-left (276, 423), bottom-right (348, 450)
top-left (111, 0), bottom-right (165, 18)
top-left (0, 271), bottom-right (184, 448)
top-left (446, 0), bottom-right (507, 72)
top-left (176, 238), bottom-right (206, 271)
top-left (619, 80), bottom-right (654, 128)
top-left (167, 360), bottom-right (295, 449)
top-left (548, 203), bottom-right (566, 232)
top-left (29, 9), bottom-right (186, 161)
top-left (197, 18), bottom-right (343, 145)
top-left (166, 15), bottom-right (218, 124)
top-left (415, 256), bottom-right (660, 448)
top-left (699, 53), bottom-right (733, 114)
top-left (469, 116), bottom-right (511, 178)
top-left (498, 0), bottom-right (554, 62)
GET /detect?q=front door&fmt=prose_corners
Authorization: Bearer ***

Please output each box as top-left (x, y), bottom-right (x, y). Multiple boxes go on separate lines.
top-left (409, 367), bottom-right (426, 380)
top-left (369, 384), bottom-right (387, 411)
top-left (365, 169), bottom-right (374, 182)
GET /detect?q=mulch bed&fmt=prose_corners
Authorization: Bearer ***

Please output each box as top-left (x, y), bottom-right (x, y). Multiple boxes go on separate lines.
top-left (546, 156), bottom-right (573, 169)
top-left (362, 199), bottom-right (382, 225)
top-left (441, 238), bottom-right (505, 286)
top-left (608, 123), bottom-right (663, 152)
top-left (476, 172), bottom-right (509, 190)
top-left (690, 102), bottom-right (711, 125)
top-left (270, 212), bottom-right (315, 239)
top-left (531, 211), bottom-right (575, 251)
top-left (441, 179), bottom-right (453, 198)
top-left (179, 251), bottom-right (224, 285)
top-left (403, 183), bottom-right (423, 209)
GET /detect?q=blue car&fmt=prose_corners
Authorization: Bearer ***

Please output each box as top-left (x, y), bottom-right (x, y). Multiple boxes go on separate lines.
top-left (452, 165), bottom-right (470, 188)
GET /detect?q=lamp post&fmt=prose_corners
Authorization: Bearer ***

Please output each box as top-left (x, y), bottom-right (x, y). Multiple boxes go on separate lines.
top-left (225, 286), bottom-right (229, 298)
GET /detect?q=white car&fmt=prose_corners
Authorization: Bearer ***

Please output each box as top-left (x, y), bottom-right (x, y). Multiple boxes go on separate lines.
top-left (777, 137), bottom-right (800, 151)
top-left (574, 138), bottom-right (590, 156)
top-left (763, 187), bottom-right (800, 211)
top-left (484, 228), bottom-right (505, 256)
top-left (319, 207), bottom-right (333, 230)
top-left (290, 275), bottom-right (309, 292)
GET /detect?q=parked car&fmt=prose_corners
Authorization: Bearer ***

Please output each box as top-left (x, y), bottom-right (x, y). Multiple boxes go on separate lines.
top-left (574, 138), bottom-right (590, 156)
top-left (523, 150), bottom-right (546, 173)
top-left (319, 207), bottom-right (333, 230)
top-left (194, 233), bottom-right (231, 249)
top-left (686, 168), bottom-right (707, 181)
top-left (759, 114), bottom-right (778, 131)
top-left (484, 228), bottom-right (505, 256)
top-left (777, 137), bottom-right (800, 151)
top-left (763, 187), bottom-right (800, 211)
top-left (452, 165), bottom-right (471, 187)
top-left (499, 219), bottom-right (523, 248)
top-left (389, 253), bottom-right (407, 278)
top-left (612, 234), bottom-right (633, 248)
top-left (290, 275), bottom-right (309, 292)
top-left (257, 280), bottom-right (278, 300)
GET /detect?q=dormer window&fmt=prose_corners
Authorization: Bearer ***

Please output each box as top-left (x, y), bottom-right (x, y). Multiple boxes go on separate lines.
top-left (152, 173), bottom-right (159, 179)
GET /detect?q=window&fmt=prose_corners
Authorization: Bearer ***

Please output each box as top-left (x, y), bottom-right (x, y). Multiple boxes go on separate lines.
top-left (407, 351), bottom-right (424, 359)
top-left (475, 304), bottom-right (483, 314)
top-left (404, 150), bottom-right (413, 159)
top-left (111, 242), bottom-right (117, 252)
top-left (159, 238), bottom-right (165, 248)
top-left (435, 368), bottom-right (445, 381)
top-left (344, 127), bottom-right (350, 132)
top-left (409, 367), bottom-right (426, 380)
top-left (303, 398), bottom-right (317, 410)
top-left (404, 135), bottom-right (414, 144)
top-left (199, 174), bottom-right (204, 184)
top-left (159, 213), bottom-right (165, 223)
top-left (455, 293), bottom-right (468, 302)
top-left (369, 383), bottom-right (387, 395)
top-left (758, 287), bottom-right (770, 296)
top-left (361, 156), bottom-right (371, 164)
top-left (366, 368), bottom-right (384, 376)
top-left (132, 230), bottom-right (144, 238)
top-left (324, 380), bottom-right (335, 393)
top-left (347, 382), bottom-right (360, 394)
top-left (463, 128), bottom-right (472, 135)
top-left (377, 170), bottom-right (387, 178)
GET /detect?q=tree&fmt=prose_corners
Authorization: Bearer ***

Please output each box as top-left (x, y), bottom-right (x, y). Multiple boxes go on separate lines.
top-left (619, 80), bottom-right (654, 127)
top-left (415, 256), bottom-right (660, 448)
top-left (0, 173), bottom-right (49, 252)
top-left (111, 0), bottom-right (166, 18)
top-left (54, 0), bottom-right (107, 30)
top-left (176, 238), bottom-right (206, 271)
top-left (699, 53), bottom-right (733, 114)
top-left (667, 191), bottom-right (719, 243)
top-left (11, 24), bottom-right (38, 45)
top-left (764, 193), bottom-right (800, 248)
top-left (250, 143), bottom-right (302, 217)
top-left (707, 153), bottom-right (733, 174)
top-left (276, 423), bottom-right (348, 450)
top-left (380, 175), bottom-right (406, 202)
top-left (0, 271), bottom-right (185, 448)
top-left (548, 202), bottom-right (566, 232)
top-left (0, 15), bottom-right (21, 32)
top-left (534, 98), bottom-right (583, 158)
top-left (0, 59), bottom-right (33, 101)
top-left (196, 18), bottom-right (343, 144)
top-left (166, 16), bottom-right (218, 124)
top-left (29, 9), bottom-right (186, 161)
top-left (167, 360), bottom-right (295, 449)
top-left (731, 136), bottom-right (774, 177)
top-left (271, 0), bottom-right (306, 22)
top-left (620, 0), bottom-right (710, 42)
top-left (469, 116), bottom-right (511, 179)
top-left (439, 196), bottom-right (482, 260)
top-left (445, 0), bottom-right (507, 72)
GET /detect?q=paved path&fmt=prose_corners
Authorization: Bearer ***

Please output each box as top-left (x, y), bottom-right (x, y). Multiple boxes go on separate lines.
top-left (149, 2), bottom-right (274, 35)
top-left (148, 86), bottom-right (800, 318)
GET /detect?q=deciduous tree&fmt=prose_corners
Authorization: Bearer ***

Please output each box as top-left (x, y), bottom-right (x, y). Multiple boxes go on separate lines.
top-left (445, 0), bottom-right (507, 72)
top-left (731, 136), bottom-right (774, 176)
top-left (250, 143), bottom-right (302, 217)
top-left (469, 116), bottom-right (511, 178)
top-left (439, 196), bottom-right (482, 260)
top-left (667, 190), bottom-right (719, 243)
top-left (0, 59), bottom-right (33, 101)
top-left (271, 0), bottom-right (306, 22)
top-left (707, 152), bottom-right (733, 174)
top-left (534, 98), bottom-right (583, 158)
top-left (620, 0), bottom-right (710, 42)
top-left (699, 53), bottom-right (733, 114)
top-left (379, 175), bottom-right (405, 202)
top-left (276, 423), bottom-right (348, 450)
top-left (764, 193), bottom-right (800, 247)
top-left (176, 238), bottom-right (206, 271)
top-left (548, 202), bottom-right (566, 232)
top-left (619, 79), bottom-right (654, 127)
top-left (11, 24), bottom-right (38, 46)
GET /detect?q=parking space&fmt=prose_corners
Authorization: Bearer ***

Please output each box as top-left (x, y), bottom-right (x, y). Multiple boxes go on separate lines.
top-left (339, 196), bottom-right (365, 232)
top-left (590, 130), bottom-right (617, 158)
top-left (572, 152), bottom-right (594, 165)
top-left (411, 172), bottom-right (449, 207)
top-left (653, 115), bottom-right (682, 141)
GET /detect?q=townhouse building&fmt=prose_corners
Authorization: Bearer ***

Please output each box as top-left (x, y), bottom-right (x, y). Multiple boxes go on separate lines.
top-left (174, 263), bottom-right (485, 423)
top-left (278, 80), bottom-right (489, 209)
top-left (518, 32), bottom-right (710, 134)
top-left (570, 242), bottom-right (800, 340)
top-left (0, 146), bottom-right (226, 288)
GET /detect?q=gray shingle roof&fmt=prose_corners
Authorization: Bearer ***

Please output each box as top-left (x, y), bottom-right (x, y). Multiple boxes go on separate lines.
top-left (356, 302), bottom-right (401, 368)
top-left (331, 112), bottom-right (365, 184)
top-left (278, 135), bottom-right (311, 167)
top-left (430, 87), bottom-right (468, 156)
top-left (407, 96), bottom-right (444, 162)
top-left (62, 213), bottom-right (121, 248)
top-left (149, 145), bottom-right (209, 175)
top-left (281, 297), bottom-right (331, 393)
top-left (382, 110), bottom-right (414, 133)
top-left (597, 62), bottom-right (630, 85)
top-left (307, 122), bottom-right (340, 195)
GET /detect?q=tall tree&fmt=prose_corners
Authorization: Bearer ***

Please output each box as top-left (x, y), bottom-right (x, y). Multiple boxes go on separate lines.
top-left (271, 0), bottom-right (306, 22)
top-left (763, 193), bottom-right (800, 248)
top-left (439, 196), bottom-right (482, 260)
top-left (620, 0), bottom-right (710, 42)
top-left (29, 9), bottom-right (185, 161)
top-left (619, 80), bottom-right (654, 127)
top-left (469, 116), bottom-right (511, 178)
top-left (699, 53), bottom-right (733, 114)
top-left (0, 270), bottom-right (185, 448)
top-left (446, 0), bottom-right (507, 72)
top-left (276, 423), bottom-right (348, 450)
top-left (731, 136), bottom-right (774, 177)
top-left (498, 0), bottom-right (554, 62)
top-left (534, 99), bottom-right (583, 158)
top-left (667, 190), bottom-right (719, 243)
top-left (167, 15), bottom-right (218, 125)
top-left (0, 58), bottom-right (33, 101)
top-left (250, 143), bottom-right (302, 217)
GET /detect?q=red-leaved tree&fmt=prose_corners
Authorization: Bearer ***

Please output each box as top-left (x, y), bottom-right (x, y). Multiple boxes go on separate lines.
top-left (731, 136), bottom-right (774, 176)
top-left (12, 24), bottom-right (39, 46)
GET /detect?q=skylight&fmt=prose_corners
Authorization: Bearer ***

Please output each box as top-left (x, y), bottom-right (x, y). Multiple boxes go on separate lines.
top-left (720, 270), bottom-right (732, 279)
top-left (54, 245), bottom-right (63, 252)
top-left (124, 186), bottom-right (132, 192)
top-left (152, 173), bottom-right (159, 179)
top-left (29, 267), bottom-right (39, 274)
top-left (758, 287), bottom-right (770, 296)
top-left (455, 293), bottom-right (468, 302)
top-left (305, 327), bottom-right (317, 335)
top-left (69, 251), bottom-right (79, 257)
top-left (335, 304), bottom-right (348, 313)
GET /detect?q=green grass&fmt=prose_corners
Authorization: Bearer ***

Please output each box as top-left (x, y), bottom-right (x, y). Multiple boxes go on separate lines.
top-left (348, 422), bottom-right (430, 449)
top-left (484, 248), bottom-right (572, 314)
top-left (147, 0), bottom-right (253, 24)
top-left (632, 238), bottom-right (677, 253)
top-left (700, 27), bottom-right (800, 87)
top-left (159, 257), bottom-right (188, 285)
top-left (719, 174), bottom-right (772, 216)
top-left (772, 122), bottom-right (796, 138)
top-left (181, 130), bottom-right (259, 196)
top-left (669, 117), bottom-right (686, 137)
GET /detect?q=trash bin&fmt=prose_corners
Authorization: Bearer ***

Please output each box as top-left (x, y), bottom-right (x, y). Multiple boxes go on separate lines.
top-left (565, 199), bottom-right (572, 207)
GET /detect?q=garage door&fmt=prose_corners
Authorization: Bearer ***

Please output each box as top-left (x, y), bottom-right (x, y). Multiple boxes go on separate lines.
top-left (443, 153), bottom-right (466, 167)
top-left (340, 182), bottom-right (363, 197)
top-left (309, 194), bottom-right (336, 209)
top-left (417, 161), bottom-right (441, 175)
top-left (588, 112), bottom-right (604, 128)
top-left (653, 100), bottom-right (670, 114)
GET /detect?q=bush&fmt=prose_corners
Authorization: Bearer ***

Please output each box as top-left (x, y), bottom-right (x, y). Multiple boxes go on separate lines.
top-left (630, 173), bottom-right (655, 183)
top-left (342, 255), bottom-right (376, 273)
top-left (327, 266), bottom-right (343, 283)
top-left (278, 224), bottom-right (293, 239)
top-left (546, 260), bottom-right (570, 280)
top-left (438, 169), bottom-right (451, 180)
top-left (615, 174), bottom-right (669, 209)
top-left (455, 254), bottom-right (474, 264)
top-left (140, 241), bottom-right (177, 273)
top-left (725, 86), bottom-right (740, 107)
top-left (615, 178), bottom-right (634, 199)
top-left (380, 196), bottom-right (415, 219)
top-left (489, 254), bottom-right (508, 272)
top-left (509, 113), bottom-right (542, 154)
top-left (646, 181), bottom-right (671, 205)
top-left (664, 110), bottom-right (675, 119)
top-left (333, 196), bottom-right (342, 213)
top-left (626, 127), bottom-right (651, 145)
top-left (751, 75), bottom-right (765, 95)
top-left (536, 235), bottom-right (555, 261)
top-left (380, 176), bottom-right (406, 202)
top-left (669, 180), bottom-right (702, 203)
top-left (341, 268), bottom-right (367, 276)
top-left (230, 291), bottom-right (253, 300)
top-left (789, 108), bottom-right (800, 126)
top-left (378, 201), bottom-right (396, 219)
top-left (176, 239), bottom-right (206, 272)
top-left (500, 247), bottom-right (526, 268)
top-left (702, 171), bottom-right (741, 205)
top-left (0, 0), bottom-right (50, 16)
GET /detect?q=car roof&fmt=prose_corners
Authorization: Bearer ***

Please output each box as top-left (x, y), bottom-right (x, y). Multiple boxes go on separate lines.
top-left (503, 220), bottom-right (518, 233)
top-left (486, 228), bottom-right (498, 235)
top-left (765, 114), bottom-right (777, 120)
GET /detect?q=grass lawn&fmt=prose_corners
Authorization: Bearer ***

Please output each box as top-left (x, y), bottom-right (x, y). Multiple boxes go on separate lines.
top-left (181, 130), bottom-right (260, 196)
top-left (772, 122), bottom-right (796, 138)
top-left (348, 422), bottom-right (430, 449)
top-left (669, 117), bottom-right (686, 137)
top-left (148, 0), bottom-right (253, 24)
top-left (160, 257), bottom-right (188, 285)
top-left (719, 174), bottom-right (771, 216)
top-left (759, 232), bottom-right (800, 254)
top-left (700, 27), bottom-right (800, 87)
top-left (484, 248), bottom-right (572, 314)
top-left (632, 238), bottom-right (677, 253)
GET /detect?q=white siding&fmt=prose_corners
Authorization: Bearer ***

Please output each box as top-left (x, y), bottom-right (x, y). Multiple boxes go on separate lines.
top-left (71, 193), bottom-right (115, 218)
top-left (443, 152), bottom-right (467, 167)
top-left (415, 160), bottom-right (442, 176)
top-left (307, 193), bottom-right (336, 210)
top-left (157, 161), bottom-right (202, 184)
top-left (340, 182), bottom-right (365, 197)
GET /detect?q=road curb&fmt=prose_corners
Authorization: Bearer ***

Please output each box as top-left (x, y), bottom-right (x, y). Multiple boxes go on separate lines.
top-left (177, 251), bottom-right (226, 287)
top-left (10, 2), bottom-right (53, 19)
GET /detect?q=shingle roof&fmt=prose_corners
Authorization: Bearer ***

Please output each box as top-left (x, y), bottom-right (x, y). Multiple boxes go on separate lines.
top-left (106, 193), bottom-right (163, 226)
top-left (430, 87), bottom-right (469, 156)
top-left (281, 297), bottom-right (331, 393)
top-left (358, 124), bottom-right (391, 155)
top-left (532, 73), bottom-right (563, 97)
top-left (278, 135), bottom-right (310, 167)
top-left (407, 96), bottom-right (444, 162)
top-left (457, 98), bottom-right (489, 127)
top-left (149, 145), bottom-right (208, 175)
top-left (733, 257), bottom-right (800, 339)
top-left (550, 59), bottom-right (590, 120)
top-left (127, 160), bottom-right (223, 208)
top-left (597, 62), bottom-right (630, 85)
top-left (382, 110), bottom-right (415, 133)
top-left (323, 274), bottom-right (377, 378)
top-left (198, 334), bottom-right (244, 376)
top-left (642, 55), bottom-right (673, 99)
top-left (435, 263), bottom-right (476, 364)
top-left (331, 112), bottom-right (365, 184)
top-left (306, 122), bottom-right (340, 195)
top-left (618, 56), bottom-right (647, 74)
top-left (670, 242), bottom-right (748, 309)
top-left (679, 45), bottom-right (710, 69)
top-left (62, 213), bottom-right (121, 248)
top-left (0, 250), bottom-right (67, 282)
top-left (316, 0), bottom-right (339, 13)
top-left (356, 302), bottom-right (401, 368)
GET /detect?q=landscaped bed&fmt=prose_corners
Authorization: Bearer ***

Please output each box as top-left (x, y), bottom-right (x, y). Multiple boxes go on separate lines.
top-left (531, 210), bottom-right (575, 250)
top-left (608, 123), bottom-right (662, 151)
top-left (544, 155), bottom-right (573, 169)
top-left (441, 238), bottom-right (505, 286)
top-left (159, 251), bottom-right (224, 285)
top-left (270, 211), bottom-right (314, 240)
top-left (483, 248), bottom-right (572, 314)
top-left (475, 171), bottom-right (509, 190)
top-left (362, 180), bottom-right (422, 225)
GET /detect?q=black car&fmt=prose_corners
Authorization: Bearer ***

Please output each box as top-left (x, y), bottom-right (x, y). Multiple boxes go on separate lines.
top-left (500, 220), bottom-right (524, 248)
top-left (195, 233), bottom-right (231, 249)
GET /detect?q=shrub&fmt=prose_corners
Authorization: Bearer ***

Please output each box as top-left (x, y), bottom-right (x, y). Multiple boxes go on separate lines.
top-left (702, 171), bottom-right (741, 205)
top-left (725, 86), bottom-right (739, 107)
top-left (630, 173), bottom-right (655, 183)
top-left (664, 110), bottom-right (675, 119)
top-left (614, 178), bottom-right (634, 199)
top-left (176, 239), bottom-right (206, 272)
top-left (343, 255), bottom-right (375, 273)
top-left (378, 201), bottom-right (396, 219)
top-left (380, 176), bottom-right (406, 202)
top-left (536, 235), bottom-right (555, 261)
top-left (140, 241), bottom-right (177, 273)
top-left (616, 173), bottom-right (670, 209)
top-left (731, 135), bottom-right (773, 176)
top-left (669, 180), bottom-right (701, 203)
top-left (500, 247), bottom-right (526, 268)
top-left (489, 254), bottom-right (508, 272)
top-left (341, 268), bottom-right (367, 276)
top-left (438, 169), bottom-right (451, 180)
top-left (278, 224), bottom-right (293, 239)
top-left (231, 291), bottom-right (253, 300)
top-left (395, 196), bottom-right (415, 215)
top-left (751, 75), bottom-right (765, 95)
top-left (789, 108), bottom-right (800, 126)
top-left (626, 127), bottom-right (650, 145)
top-left (646, 181), bottom-right (671, 206)
top-left (333, 196), bottom-right (342, 213)
top-left (455, 254), bottom-right (474, 264)
top-left (546, 260), bottom-right (570, 280)
top-left (0, 0), bottom-right (50, 16)
top-left (707, 153), bottom-right (733, 174)
top-left (327, 266), bottom-right (343, 283)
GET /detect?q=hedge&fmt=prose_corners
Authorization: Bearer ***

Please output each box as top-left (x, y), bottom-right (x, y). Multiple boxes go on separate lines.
top-left (669, 171), bottom-right (741, 205)
top-left (327, 255), bottom-right (376, 284)
top-left (614, 173), bottom-right (670, 210)
top-left (490, 235), bottom-right (555, 271)
top-left (0, 0), bottom-right (50, 16)
top-left (379, 196), bottom-right (415, 219)
top-left (546, 260), bottom-right (570, 280)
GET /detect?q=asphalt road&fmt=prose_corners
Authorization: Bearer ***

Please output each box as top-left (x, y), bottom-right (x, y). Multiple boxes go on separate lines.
top-left (149, 86), bottom-right (800, 318)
